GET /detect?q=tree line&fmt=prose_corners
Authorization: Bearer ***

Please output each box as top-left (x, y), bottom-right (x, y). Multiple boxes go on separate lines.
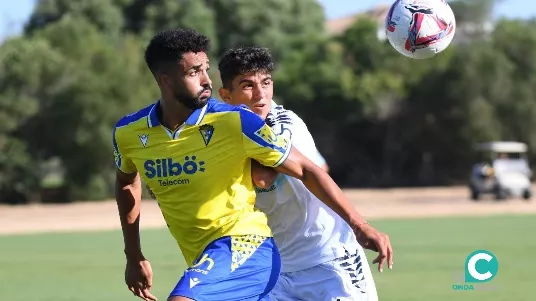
top-left (1, 0), bottom-right (534, 204)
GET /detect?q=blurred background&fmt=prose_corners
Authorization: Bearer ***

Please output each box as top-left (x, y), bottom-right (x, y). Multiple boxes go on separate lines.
top-left (0, 0), bottom-right (535, 204)
top-left (1, 1), bottom-right (536, 301)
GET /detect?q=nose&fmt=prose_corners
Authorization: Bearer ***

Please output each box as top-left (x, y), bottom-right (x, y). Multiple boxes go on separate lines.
top-left (201, 70), bottom-right (212, 87)
top-left (252, 85), bottom-right (266, 100)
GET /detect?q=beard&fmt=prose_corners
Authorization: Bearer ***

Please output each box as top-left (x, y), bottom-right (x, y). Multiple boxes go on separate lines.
top-left (174, 85), bottom-right (212, 110)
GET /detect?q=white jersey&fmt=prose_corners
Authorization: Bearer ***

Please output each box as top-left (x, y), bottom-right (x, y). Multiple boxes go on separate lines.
top-left (255, 101), bottom-right (357, 273)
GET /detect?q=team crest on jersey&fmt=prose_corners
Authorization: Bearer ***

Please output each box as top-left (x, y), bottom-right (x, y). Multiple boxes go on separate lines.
top-left (199, 124), bottom-right (214, 146)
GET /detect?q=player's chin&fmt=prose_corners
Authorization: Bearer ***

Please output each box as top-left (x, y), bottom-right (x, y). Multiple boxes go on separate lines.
top-left (195, 95), bottom-right (211, 106)
top-left (252, 106), bottom-right (270, 120)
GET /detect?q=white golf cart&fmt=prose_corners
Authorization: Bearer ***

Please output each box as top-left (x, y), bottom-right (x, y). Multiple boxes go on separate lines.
top-left (469, 141), bottom-right (532, 201)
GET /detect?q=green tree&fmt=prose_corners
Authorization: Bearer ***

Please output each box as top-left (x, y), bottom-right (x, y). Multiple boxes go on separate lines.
top-left (115, 0), bottom-right (217, 52)
top-left (207, 0), bottom-right (325, 59)
top-left (25, 0), bottom-right (124, 37)
top-left (4, 17), bottom-right (157, 201)
top-left (489, 19), bottom-right (536, 155)
top-left (0, 37), bottom-right (64, 203)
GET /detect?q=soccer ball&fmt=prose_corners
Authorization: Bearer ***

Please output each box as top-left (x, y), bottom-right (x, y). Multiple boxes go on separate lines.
top-left (385, 0), bottom-right (456, 59)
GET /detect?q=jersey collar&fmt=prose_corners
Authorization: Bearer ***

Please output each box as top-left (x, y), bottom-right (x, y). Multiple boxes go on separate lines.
top-left (147, 99), bottom-right (210, 128)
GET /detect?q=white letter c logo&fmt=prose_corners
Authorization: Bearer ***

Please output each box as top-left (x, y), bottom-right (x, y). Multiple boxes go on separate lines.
top-left (467, 252), bottom-right (493, 281)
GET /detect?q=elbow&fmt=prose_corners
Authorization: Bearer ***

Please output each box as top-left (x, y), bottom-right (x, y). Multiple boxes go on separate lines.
top-left (299, 161), bottom-right (328, 183)
top-left (116, 179), bottom-right (135, 193)
top-left (115, 171), bottom-right (140, 195)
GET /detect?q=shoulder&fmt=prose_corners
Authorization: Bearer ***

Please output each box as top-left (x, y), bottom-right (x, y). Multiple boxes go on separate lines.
top-left (267, 104), bottom-right (319, 152)
top-left (115, 102), bottom-right (155, 129)
top-left (113, 102), bottom-right (156, 143)
top-left (205, 98), bottom-right (249, 114)
top-left (266, 104), bottom-right (308, 133)
top-left (205, 98), bottom-right (235, 112)
top-left (205, 98), bottom-right (263, 129)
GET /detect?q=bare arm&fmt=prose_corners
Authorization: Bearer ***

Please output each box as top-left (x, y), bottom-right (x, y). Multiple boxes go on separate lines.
top-left (115, 170), bottom-right (144, 261)
top-left (238, 107), bottom-right (392, 271)
top-left (275, 146), bottom-right (393, 272)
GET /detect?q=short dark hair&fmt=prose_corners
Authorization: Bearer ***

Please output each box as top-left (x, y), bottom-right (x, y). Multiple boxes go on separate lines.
top-left (218, 46), bottom-right (275, 88)
top-left (144, 28), bottom-right (210, 76)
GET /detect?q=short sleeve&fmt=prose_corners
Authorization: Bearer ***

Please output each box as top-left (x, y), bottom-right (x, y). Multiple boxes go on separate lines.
top-left (113, 127), bottom-right (137, 174)
top-left (269, 109), bottom-right (326, 168)
top-left (239, 106), bottom-right (291, 167)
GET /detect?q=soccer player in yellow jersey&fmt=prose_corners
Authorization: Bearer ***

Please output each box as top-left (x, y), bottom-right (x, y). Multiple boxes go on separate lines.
top-left (114, 28), bottom-right (392, 301)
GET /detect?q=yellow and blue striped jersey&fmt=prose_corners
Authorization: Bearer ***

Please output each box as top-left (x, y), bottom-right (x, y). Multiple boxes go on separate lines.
top-left (112, 98), bottom-right (291, 265)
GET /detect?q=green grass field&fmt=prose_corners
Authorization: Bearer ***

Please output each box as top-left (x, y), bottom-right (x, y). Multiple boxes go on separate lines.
top-left (1, 214), bottom-right (534, 301)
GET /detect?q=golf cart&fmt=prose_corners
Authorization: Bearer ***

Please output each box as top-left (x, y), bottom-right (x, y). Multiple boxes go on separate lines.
top-left (469, 141), bottom-right (532, 201)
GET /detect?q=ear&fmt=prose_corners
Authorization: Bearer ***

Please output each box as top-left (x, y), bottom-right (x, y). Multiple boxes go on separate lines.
top-left (158, 71), bottom-right (178, 91)
top-left (156, 73), bottom-right (168, 89)
top-left (218, 87), bottom-right (231, 103)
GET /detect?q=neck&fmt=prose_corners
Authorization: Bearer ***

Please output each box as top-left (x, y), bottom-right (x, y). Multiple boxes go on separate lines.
top-left (159, 96), bottom-right (193, 131)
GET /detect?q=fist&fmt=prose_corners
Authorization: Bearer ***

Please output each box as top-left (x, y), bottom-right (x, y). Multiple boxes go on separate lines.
top-left (251, 160), bottom-right (278, 188)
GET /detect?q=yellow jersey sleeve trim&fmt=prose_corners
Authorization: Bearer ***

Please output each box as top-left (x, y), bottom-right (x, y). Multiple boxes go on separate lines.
top-left (238, 107), bottom-right (291, 167)
top-left (272, 143), bottom-right (292, 168)
top-left (113, 126), bottom-right (137, 174)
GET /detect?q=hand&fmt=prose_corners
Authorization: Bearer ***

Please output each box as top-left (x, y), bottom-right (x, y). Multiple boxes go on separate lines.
top-left (251, 160), bottom-right (278, 188)
top-left (353, 223), bottom-right (393, 273)
top-left (125, 259), bottom-right (157, 301)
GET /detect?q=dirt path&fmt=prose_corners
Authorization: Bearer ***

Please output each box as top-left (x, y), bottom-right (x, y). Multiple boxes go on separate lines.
top-left (1, 186), bottom-right (535, 235)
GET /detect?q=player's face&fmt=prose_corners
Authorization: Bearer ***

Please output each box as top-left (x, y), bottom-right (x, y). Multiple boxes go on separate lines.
top-left (164, 52), bottom-right (212, 110)
top-left (219, 71), bottom-right (273, 120)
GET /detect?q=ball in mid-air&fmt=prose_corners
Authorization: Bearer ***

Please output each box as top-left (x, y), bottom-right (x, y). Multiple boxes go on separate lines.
top-left (385, 0), bottom-right (456, 59)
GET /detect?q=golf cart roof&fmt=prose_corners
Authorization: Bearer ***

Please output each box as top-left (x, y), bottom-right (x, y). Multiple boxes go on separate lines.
top-left (477, 141), bottom-right (528, 153)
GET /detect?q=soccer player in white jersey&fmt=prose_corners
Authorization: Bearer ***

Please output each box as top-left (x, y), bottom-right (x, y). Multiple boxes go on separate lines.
top-left (217, 46), bottom-right (387, 300)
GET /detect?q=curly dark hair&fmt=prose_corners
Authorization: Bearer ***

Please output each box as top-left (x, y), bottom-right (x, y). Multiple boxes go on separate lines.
top-left (218, 46), bottom-right (275, 88)
top-left (144, 28), bottom-right (210, 77)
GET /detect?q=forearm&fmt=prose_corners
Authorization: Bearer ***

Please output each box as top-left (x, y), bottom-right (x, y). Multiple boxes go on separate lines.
top-left (300, 165), bottom-right (367, 228)
top-left (115, 173), bottom-right (144, 260)
top-left (275, 147), bottom-right (367, 229)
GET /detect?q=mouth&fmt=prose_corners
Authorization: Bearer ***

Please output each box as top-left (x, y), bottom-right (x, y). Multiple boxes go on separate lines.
top-left (253, 103), bottom-right (265, 109)
top-left (200, 90), bottom-right (211, 97)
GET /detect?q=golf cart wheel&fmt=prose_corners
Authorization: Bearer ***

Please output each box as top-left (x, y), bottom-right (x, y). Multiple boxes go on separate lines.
top-left (470, 190), bottom-right (480, 201)
top-left (523, 189), bottom-right (532, 201)
top-left (494, 187), bottom-right (507, 201)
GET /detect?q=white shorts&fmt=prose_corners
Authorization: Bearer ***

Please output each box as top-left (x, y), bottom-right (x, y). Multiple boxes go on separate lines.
top-left (269, 246), bottom-right (378, 301)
